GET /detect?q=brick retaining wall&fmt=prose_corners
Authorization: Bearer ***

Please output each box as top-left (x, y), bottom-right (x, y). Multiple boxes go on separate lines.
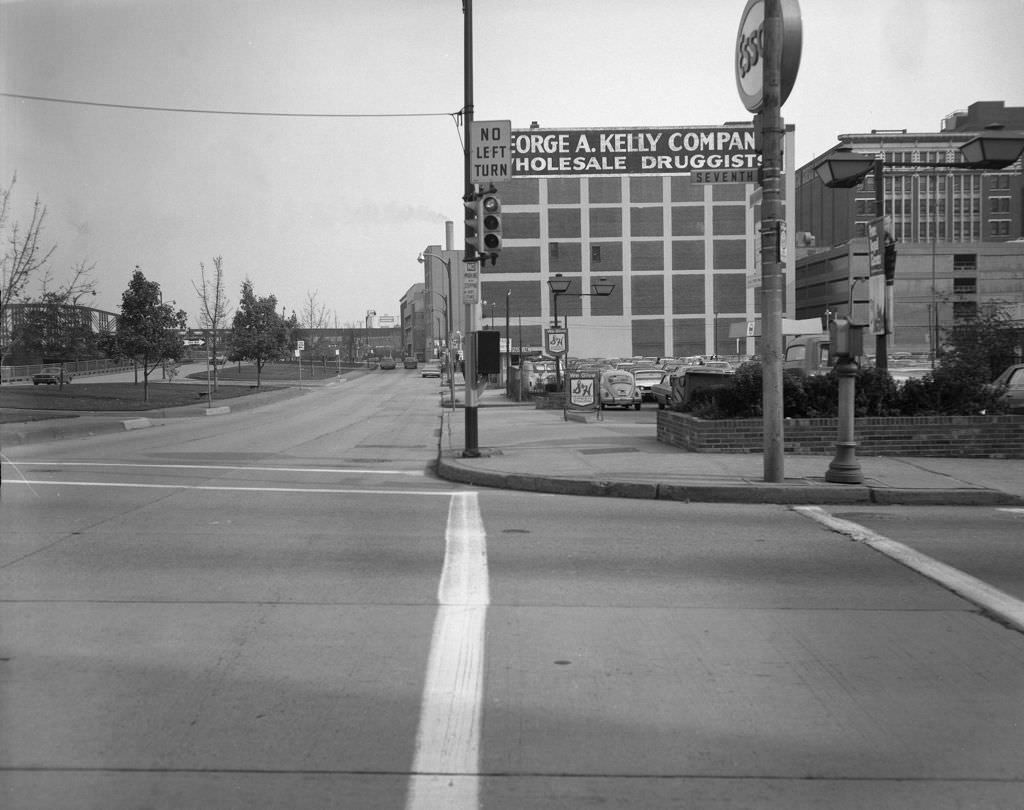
top-left (657, 411), bottom-right (1024, 458)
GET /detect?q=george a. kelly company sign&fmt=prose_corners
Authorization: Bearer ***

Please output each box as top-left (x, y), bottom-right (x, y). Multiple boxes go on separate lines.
top-left (510, 127), bottom-right (759, 177)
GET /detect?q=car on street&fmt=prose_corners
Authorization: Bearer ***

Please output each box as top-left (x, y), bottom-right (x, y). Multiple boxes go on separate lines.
top-left (632, 368), bottom-right (666, 403)
top-left (599, 369), bottom-right (641, 410)
top-left (421, 360), bottom-right (442, 378)
top-left (403, 356), bottom-right (418, 369)
top-left (32, 367), bottom-right (71, 385)
top-left (652, 372), bottom-right (683, 409)
top-left (379, 356), bottom-right (397, 370)
top-left (992, 363), bottom-right (1024, 413)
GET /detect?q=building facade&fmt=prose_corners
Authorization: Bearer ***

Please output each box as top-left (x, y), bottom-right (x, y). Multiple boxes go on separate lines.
top-left (427, 123), bottom-right (797, 361)
top-left (794, 100), bottom-right (1024, 356)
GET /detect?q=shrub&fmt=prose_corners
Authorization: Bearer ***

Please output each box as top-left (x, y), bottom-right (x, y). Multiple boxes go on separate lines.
top-left (678, 360), bottom-right (1006, 419)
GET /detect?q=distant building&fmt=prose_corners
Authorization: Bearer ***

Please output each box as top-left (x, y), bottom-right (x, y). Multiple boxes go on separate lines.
top-left (794, 100), bottom-right (1024, 356)
top-left (421, 123), bottom-right (797, 361)
top-left (399, 283), bottom-right (426, 360)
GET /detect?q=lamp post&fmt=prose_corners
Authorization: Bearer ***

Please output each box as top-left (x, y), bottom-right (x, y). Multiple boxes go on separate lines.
top-left (504, 288), bottom-right (511, 397)
top-left (418, 250), bottom-right (456, 410)
top-left (546, 273), bottom-right (615, 391)
top-left (812, 131), bottom-right (1024, 373)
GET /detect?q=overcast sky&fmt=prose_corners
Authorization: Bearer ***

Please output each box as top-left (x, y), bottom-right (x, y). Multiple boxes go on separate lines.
top-left (2, 0), bottom-right (1022, 326)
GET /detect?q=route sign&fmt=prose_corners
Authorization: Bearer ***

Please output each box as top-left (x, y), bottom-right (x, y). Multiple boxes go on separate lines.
top-left (469, 120), bottom-right (512, 184)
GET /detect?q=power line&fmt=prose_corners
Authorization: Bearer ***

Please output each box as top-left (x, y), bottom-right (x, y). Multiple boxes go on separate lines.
top-left (1, 91), bottom-right (462, 120)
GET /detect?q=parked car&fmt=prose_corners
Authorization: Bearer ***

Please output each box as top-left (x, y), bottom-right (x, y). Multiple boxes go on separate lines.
top-left (632, 369), bottom-right (666, 403)
top-left (403, 356), bottom-right (418, 369)
top-left (32, 367), bottom-right (71, 385)
top-left (421, 360), bottom-right (442, 378)
top-left (652, 372), bottom-right (682, 410)
top-left (992, 363), bottom-right (1024, 413)
top-left (379, 356), bottom-right (397, 370)
top-left (599, 369), bottom-right (641, 410)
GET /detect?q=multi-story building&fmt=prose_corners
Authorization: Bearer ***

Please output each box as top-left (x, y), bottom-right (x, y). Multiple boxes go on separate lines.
top-left (421, 123), bottom-right (797, 362)
top-left (794, 100), bottom-right (1024, 356)
top-left (399, 282), bottom-right (426, 360)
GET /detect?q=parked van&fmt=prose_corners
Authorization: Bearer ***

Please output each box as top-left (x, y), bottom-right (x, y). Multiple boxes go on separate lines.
top-left (783, 333), bottom-right (832, 376)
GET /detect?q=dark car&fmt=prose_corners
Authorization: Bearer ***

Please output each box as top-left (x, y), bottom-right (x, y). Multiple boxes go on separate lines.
top-left (421, 360), bottom-right (442, 378)
top-left (403, 356), bottom-right (418, 369)
top-left (992, 363), bottom-right (1024, 413)
top-left (32, 367), bottom-right (71, 385)
top-left (379, 357), bottom-right (397, 370)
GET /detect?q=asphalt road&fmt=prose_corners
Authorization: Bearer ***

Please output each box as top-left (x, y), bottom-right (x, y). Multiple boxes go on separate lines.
top-left (2, 369), bottom-right (1023, 809)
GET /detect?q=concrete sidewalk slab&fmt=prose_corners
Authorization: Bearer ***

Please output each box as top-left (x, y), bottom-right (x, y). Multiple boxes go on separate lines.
top-left (435, 388), bottom-right (1024, 506)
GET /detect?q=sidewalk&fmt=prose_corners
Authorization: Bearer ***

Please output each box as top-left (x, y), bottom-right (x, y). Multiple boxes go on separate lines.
top-left (436, 386), bottom-right (1024, 506)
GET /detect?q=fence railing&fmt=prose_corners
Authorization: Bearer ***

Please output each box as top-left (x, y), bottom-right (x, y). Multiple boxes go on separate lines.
top-left (1, 358), bottom-right (136, 384)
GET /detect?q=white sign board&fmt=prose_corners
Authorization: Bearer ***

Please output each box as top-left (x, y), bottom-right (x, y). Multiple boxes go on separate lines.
top-left (463, 265), bottom-right (480, 304)
top-left (545, 329), bottom-right (568, 355)
top-left (469, 120), bottom-right (512, 184)
top-left (296, 340), bottom-right (305, 351)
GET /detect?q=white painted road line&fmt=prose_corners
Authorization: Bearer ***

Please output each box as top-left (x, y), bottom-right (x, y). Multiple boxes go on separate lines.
top-left (796, 506), bottom-right (1024, 633)
top-left (1, 461), bottom-right (424, 476)
top-left (407, 492), bottom-right (489, 810)
top-left (4, 480), bottom-right (464, 497)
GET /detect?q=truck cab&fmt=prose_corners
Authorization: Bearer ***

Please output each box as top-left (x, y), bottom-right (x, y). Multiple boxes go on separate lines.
top-left (783, 333), bottom-right (832, 376)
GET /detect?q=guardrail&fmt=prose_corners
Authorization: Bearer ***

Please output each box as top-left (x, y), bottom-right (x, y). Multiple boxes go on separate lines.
top-left (1, 359), bottom-right (136, 384)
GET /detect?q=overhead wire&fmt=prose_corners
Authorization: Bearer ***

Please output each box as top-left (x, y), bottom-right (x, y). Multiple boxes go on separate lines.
top-left (0, 91), bottom-right (463, 122)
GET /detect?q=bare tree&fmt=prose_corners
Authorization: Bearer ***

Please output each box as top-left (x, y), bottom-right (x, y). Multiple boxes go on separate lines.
top-left (1, 175), bottom-right (57, 350)
top-left (192, 256), bottom-right (231, 390)
top-left (300, 289), bottom-right (330, 363)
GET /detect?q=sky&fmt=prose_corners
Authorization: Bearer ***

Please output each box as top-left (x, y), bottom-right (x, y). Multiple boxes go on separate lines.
top-left (2, 0), bottom-right (1023, 327)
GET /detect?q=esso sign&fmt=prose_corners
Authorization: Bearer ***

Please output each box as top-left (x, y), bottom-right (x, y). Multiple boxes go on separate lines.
top-left (735, 0), bottom-right (802, 113)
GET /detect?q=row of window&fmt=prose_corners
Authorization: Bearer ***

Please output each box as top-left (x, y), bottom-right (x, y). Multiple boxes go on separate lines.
top-left (502, 206), bottom-right (749, 240)
top-left (499, 176), bottom-right (749, 206)
top-left (484, 240), bottom-right (748, 274)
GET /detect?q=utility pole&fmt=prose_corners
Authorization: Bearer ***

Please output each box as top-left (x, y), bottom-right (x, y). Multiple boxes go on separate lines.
top-left (760, 0), bottom-right (785, 483)
top-left (462, 0), bottom-right (480, 457)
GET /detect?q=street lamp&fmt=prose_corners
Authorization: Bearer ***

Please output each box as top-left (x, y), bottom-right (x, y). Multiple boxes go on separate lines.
top-left (418, 250), bottom-right (456, 407)
top-left (545, 273), bottom-right (616, 390)
top-left (812, 131), bottom-right (1024, 372)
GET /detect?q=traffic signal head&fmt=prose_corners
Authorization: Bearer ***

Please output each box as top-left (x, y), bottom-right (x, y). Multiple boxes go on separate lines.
top-left (478, 190), bottom-right (502, 265)
top-left (464, 194), bottom-right (480, 256)
top-left (883, 240), bottom-right (897, 281)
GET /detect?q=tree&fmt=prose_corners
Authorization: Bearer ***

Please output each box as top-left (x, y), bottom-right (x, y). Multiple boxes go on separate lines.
top-left (230, 279), bottom-right (292, 389)
top-left (192, 256), bottom-right (232, 391)
top-left (1, 175), bottom-right (57, 364)
top-left (940, 301), bottom-right (1024, 382)
top-left (105, 267), bottom-right (187, 401)
top-left (10, 293), bottom-right (96, 387)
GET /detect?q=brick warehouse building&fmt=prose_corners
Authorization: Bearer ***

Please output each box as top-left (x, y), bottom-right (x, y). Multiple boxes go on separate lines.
top-left (793, 100), bottom-right (1024, 356)
top-left (439, 123), bottom-right (798, 361)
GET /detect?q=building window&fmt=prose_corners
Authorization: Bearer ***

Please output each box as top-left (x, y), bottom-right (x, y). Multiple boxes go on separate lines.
top-left (953, 277), bottom-right (976, 295)
top-left (550, 242), bottom-right (559, 260)
top-left (953, 301), bottom-right (977, 320)
top-left (953, 253), bottom-right (977, 273)
top-left (990, 197), bottom-right (1011, 214)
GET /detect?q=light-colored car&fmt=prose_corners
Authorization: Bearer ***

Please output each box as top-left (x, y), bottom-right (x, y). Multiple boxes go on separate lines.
top-left (599, 369), bottom-right (641, 410)
top-left (32, 367), bottom-right (71, 385)
top-left (379, 356), bottom-right (397, 370)
top-left (632, 369), bottom-right (666, 403)
top-left (421, 360), bottom-right (442, 378)
top-left (992, 363), bottom-right (1024, 413)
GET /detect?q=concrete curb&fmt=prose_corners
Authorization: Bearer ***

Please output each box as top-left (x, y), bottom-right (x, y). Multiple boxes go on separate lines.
top-left (435, 455), bottom-right (1024, 506)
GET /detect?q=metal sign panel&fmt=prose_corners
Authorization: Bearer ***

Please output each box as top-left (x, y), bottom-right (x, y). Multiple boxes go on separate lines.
top-left (545, 329), bottom-right (568, 355)
top-left (469, 120), bottom-right (512, 184)
top-left (462, 266), bottom-right (480, 304)
top-left (692, 168), bottom-right (758, 184)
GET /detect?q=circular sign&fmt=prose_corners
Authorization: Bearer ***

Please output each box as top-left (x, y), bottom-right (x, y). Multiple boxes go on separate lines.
top-left (735, 0), bottom-right (802, 113)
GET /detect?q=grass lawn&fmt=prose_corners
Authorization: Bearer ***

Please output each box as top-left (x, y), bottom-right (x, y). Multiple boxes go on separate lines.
top-left (195, 361), bottom-right (365, 383)
top-left (0, 382), bottom-right (264, 422)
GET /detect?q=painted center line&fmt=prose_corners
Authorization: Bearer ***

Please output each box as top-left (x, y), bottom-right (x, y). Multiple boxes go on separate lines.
top-left (407, 491), bottom-right (489, 810)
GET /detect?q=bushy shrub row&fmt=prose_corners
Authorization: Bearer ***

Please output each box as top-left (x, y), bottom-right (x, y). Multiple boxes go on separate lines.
top-left (683, 362), bottom-right (1009, 419)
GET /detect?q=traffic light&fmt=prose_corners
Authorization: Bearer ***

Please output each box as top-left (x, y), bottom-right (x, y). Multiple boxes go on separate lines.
top-left (464, 193), bottom-right (480, 256)
top-left (475, 330), bottom-right (501, 375)
top-left (477, 187), bottom-right (502, 265)
top-left (883, 240), bottom-right (897, 281)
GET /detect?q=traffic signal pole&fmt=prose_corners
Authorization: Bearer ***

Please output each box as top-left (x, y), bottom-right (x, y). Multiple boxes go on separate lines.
top-left (462, 0), bottom-right (480, 457)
